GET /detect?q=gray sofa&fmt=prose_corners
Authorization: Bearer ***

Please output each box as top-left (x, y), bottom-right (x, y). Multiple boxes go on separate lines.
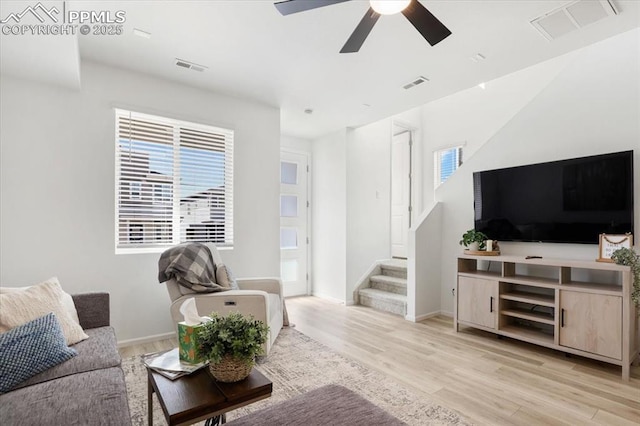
top-left (0, 293), bottom-right (132, 425)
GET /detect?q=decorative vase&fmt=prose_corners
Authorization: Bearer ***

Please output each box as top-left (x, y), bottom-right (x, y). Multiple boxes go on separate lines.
top-left (467, 242), bottom-right (480, 251)
top-left (208, 354), bottom-right (253, 383)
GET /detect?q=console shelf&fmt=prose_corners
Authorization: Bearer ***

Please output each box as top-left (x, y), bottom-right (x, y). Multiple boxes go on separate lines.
top-left (501, 275), bottom-right (559, 288)
top-left (499, 325), bottom-right (555, 346)
top-left (500, 291), bottom-right (555, 307)
top-left (455, 254), bottom-right (639, 380)
top-left (501, 308), bottom-right (555, 325)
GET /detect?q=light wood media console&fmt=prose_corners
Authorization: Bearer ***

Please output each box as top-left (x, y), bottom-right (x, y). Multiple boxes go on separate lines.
top-left (455, 254), bottom-right (639, 380)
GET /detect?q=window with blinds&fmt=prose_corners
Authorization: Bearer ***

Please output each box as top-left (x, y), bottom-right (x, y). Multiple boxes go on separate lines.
top-left (434, 145), bottom-right (463, 188)
top-left (115, 109), bottom-right (233, 252)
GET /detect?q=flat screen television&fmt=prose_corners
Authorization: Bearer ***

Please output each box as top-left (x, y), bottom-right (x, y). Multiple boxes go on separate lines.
top-left (473, 150), bottom-right (634, 244)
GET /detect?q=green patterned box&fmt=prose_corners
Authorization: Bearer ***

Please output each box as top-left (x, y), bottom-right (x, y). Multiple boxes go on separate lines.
top-left (177, 322), bottom-right (205, 364)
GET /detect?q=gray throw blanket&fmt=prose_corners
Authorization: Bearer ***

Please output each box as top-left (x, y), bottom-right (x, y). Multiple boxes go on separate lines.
top-left (158, 243), bottom-right (226, 293)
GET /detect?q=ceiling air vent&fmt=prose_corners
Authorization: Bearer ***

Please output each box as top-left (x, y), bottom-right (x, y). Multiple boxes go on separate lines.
top-left (403, 76), bottom-right (429, 90)
top-left (531, 0), bottom-right (617, 41)
top-left (175, 58), bottom-right (208, 72)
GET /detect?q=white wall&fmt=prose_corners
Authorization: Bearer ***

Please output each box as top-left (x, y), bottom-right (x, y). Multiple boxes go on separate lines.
top-left (420, 52), bottom-right (573, 208)
top-left (299, 29), bottom-right (639, 318)
top-left (281, 135), bottom-right (312, 154)
top-left (311, 108), bottom-right (429, 304)
top-left (344, 109), bottom-right (424, 300)
top-left (407, 202), bottom-right (442, 321)
top-left (0, 61), bottom-right (281, 342)
top-left (433, 29), bottom-right (640, 314)
top-left (311, 129), bottom-right (347, 301)
top-left (309, 108), bottom-right (424, 304)
top-left (345, 121), bottom-right (392, 301)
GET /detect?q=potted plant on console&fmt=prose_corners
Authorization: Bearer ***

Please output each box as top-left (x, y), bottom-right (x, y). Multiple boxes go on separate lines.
top-left (459, 229), bottom-right (488, 252)
top-left (198, 312), bottom-right (269, 382)
top-left (611, 247), bottom-right (640, 309)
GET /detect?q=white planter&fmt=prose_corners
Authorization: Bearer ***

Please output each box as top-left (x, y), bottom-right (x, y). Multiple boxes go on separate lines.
top-left (466, 242), bottom-right (480, 251)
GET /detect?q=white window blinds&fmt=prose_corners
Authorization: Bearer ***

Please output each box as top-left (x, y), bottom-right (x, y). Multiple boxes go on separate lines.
top-left (115, 109), bottom-right (233, 252)
top-left (434, 145), bottom-right (463, 188)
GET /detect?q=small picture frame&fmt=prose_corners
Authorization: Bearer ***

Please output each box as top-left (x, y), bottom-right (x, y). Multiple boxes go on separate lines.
top-left (597, 233), bottom-right (633, 263)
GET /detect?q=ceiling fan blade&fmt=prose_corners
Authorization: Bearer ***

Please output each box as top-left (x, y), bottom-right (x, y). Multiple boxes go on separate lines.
top-left (275, 0), bottom-right (352, 16)
top-left (340, 8), bottom-right (380, 53)
top-left (401, 0), bottom-right (451, 46)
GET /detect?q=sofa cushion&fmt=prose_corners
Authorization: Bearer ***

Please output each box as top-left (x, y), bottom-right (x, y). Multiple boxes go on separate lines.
top-left (0, 280), bottom-right (89, 345)
top-left (0, 313), bottom-right (77, 393)
top-left (0, 277), bottom-right (81, 325)
top-left (11, 326), bottom-right (121, 390)
top-left (0, 367), bottom-right (132, 426)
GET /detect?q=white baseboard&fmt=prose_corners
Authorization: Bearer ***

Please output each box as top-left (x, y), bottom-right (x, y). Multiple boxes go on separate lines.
top-left (405, 310), bottom-right (454, 322)
top-left (310, 292), bottom-right (346, 305)
top-left (117, 331), bottom-right (175, 348)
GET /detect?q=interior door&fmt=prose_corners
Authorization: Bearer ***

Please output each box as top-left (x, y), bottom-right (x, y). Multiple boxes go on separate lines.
top-left (280, 151), bottom-right (309, 297)
top-left (391, 130), bottom-right (412, 258)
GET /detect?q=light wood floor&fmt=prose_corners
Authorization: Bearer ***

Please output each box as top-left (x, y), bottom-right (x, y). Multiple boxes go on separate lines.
top-left (120, 296), bottom-right (640, 425)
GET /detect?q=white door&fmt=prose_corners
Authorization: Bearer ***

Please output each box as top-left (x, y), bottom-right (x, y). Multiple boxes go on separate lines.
top-left (280, 150), bottom-right (309, 297)
top-left (391, 130), bottom-right (412, 258)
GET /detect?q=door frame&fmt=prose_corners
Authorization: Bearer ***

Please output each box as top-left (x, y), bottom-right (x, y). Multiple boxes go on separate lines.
top-left (390, 120), bottom-right (420, 257)
top-left (280, 148), bottom-right (312, 296)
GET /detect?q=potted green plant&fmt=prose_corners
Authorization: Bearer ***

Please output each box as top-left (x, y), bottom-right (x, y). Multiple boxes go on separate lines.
top-left (459, 229), bottom-right (488, 251)
top-left (611, 247), bottom-right (640, 309)
top-left (198, 312), bottom-right (269, 382)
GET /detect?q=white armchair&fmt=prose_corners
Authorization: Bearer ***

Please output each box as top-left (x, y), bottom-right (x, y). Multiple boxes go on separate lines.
top-left (165, 277), bottom-right (284, 355)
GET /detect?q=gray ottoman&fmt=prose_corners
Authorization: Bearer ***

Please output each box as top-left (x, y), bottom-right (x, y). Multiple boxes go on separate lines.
top-left (226, 384), bottom-right (405, 425)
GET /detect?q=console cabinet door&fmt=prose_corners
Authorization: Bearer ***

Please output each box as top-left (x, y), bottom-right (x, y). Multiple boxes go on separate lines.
top-left (559, 290), bottom-right (622, 360)
top-left (457, 276), bottom-right (498, 330)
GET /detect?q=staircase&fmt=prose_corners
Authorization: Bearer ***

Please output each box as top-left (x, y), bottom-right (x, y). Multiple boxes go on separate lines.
top-left (356, 259), bottom-right (407, 316)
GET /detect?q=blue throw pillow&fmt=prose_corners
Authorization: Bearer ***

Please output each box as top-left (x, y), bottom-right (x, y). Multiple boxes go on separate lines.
top-left (0, 312), bottom-right (77, 393)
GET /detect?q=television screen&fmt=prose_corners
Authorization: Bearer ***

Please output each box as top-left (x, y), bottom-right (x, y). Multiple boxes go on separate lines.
top-left (473, 151), bottom-right (634, 244)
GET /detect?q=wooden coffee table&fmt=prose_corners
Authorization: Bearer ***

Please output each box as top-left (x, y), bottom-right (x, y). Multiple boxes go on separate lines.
top-left (147, 366), bottom-right (272, 426)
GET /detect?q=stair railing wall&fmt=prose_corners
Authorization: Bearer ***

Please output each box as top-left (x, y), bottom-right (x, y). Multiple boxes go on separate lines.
top-left (407, 202), bottom-right (443, 321)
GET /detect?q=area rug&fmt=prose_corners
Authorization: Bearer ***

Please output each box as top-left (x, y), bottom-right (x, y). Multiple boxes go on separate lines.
top-left (123, 327), bottom-right (471, 425)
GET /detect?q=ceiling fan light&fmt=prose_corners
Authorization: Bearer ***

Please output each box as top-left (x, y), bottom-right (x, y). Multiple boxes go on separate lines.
top-left (370, 0), bottom-right (410, 15)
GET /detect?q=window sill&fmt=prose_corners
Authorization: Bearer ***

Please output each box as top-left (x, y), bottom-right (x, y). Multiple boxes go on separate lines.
top-left (115, 244), bottom-right (233, 255)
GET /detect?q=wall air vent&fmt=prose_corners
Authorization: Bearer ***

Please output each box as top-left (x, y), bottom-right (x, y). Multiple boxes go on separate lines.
top-left (175, 58), bottom-right (208, 72)
top-left (531, 0), bottom-right (617, 41)
top-left (403, 76), bottom-right (429, 90)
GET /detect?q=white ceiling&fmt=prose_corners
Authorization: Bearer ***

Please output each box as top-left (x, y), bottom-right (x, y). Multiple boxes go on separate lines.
top-left (1, 0), bottom-right (639, 139)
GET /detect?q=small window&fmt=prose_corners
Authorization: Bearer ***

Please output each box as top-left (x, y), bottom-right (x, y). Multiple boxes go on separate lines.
top-left (434, 145), bottom-right (463, 187)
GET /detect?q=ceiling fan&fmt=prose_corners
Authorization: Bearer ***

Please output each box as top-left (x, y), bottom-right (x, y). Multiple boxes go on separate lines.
top-left (274, 0), bottom-right (452, 53)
